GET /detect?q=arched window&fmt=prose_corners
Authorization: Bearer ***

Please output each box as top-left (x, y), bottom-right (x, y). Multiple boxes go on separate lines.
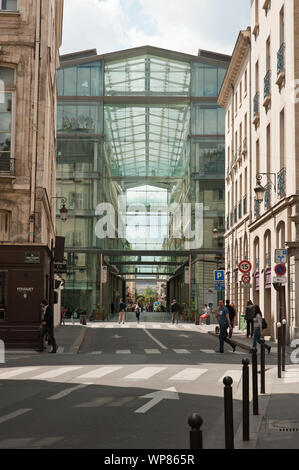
top-left (264, 230), bottom-right (271, 267)
top-left (276, 221), bottom-right (286, 248)
top-left (253, 236), bottom-right (260, 270)
top-left (0, 66), bottom-right (15, 173)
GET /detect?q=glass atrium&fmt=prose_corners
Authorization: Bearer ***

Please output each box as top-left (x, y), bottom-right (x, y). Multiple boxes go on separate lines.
top-left (56, 46), bottom-right (230, 316)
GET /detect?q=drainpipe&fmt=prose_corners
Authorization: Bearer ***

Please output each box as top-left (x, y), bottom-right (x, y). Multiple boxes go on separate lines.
top-left (231, 84), bottom-right (235, 305)
top-left (29, 0), bottom-right (41, 243)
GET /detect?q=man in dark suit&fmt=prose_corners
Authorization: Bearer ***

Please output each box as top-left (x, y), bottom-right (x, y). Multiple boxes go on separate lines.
top-left (37, 299), bottom-right (57, 353)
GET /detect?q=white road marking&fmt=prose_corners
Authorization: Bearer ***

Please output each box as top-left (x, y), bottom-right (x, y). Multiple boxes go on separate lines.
top-left (0, 408), bottom-right (31, 424)
top-left (116, 350), bottom-right (131, 354)
top-left (143, 328), bottom-right (168, 350)
top-left (218, 370), bottom-right (242, 385)
top-left (0, 367), bottom-right (41, 379)
top-left (135, 387), bottom-right (179, 414)
top-left (173, 349), bottom-right (190, 354)
top-left (77, 366), bottom-right (122, 379)
top-left (47, 383), bottom-right (91, 400)
top-left (32, 366), bottom-right (83, 380)
top-left (200, 349), bottom-right (216, 354)
top-left (144, 349), bottom-right (161, 354)
top-left (168, 368), bottom-right (208, 381)
top-left (124, 367), bottom-right (166, 380)
top-left (90, 351), bottom-right (103, 355)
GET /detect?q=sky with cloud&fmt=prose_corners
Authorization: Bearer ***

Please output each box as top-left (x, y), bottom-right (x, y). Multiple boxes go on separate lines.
top-left (60, 0), bottom-right (251, 57)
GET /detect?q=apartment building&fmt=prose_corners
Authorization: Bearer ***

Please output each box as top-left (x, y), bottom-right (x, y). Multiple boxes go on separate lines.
top-left (219, 0), bottom-right (299, 342)
top-left (218, 29), bottom-right (251, 329)
top-left (0, 0), bottom-right (63, 347)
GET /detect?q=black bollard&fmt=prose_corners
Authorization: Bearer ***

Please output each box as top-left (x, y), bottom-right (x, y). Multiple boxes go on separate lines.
top-left (282, 319), bottom-right (286, 372)
top-left (242, 358), bottom-right (250, 441)
top-left (251, 348), bottom-right (259, 415)
top-left (223, 376), bottom-right (234, 449)
top-left (277, 322), bottom-right (282, 379)
top-left (260, 339), bottom-right (265, 394)
top-left (188, 413), bottom-right (203, 449)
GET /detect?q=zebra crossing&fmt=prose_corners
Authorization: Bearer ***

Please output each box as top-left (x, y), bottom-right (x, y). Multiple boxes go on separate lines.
top-left (0, 363), bottom-right (243, 388)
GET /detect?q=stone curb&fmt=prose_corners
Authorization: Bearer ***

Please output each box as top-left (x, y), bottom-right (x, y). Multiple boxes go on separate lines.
top-left (68, 325), bottom-right (87, 354)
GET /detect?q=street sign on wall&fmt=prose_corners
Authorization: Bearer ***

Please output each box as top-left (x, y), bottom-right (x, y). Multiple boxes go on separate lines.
top-left (214, 270), bottom-right (225, 291)
top-left (274, 264), bottom-right (287, 277)
top-left (275, 249), bottom-right (287, 264)
top-left (238, 260), bottom-right (252, 274)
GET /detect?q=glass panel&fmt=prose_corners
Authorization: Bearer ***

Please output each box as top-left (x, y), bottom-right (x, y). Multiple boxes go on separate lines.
top-left (5, 0), bottom-right (18, 10)
top-left (77, 66), bottom-right (91, 96)
top-left (57, 69), bottom-right (63, 96)
top-left (57, 103), bottom-right (102, 133)
top-left (63, 67), bottom-right (77, 96)
top-left (0, 68), bottom-right (14, 88)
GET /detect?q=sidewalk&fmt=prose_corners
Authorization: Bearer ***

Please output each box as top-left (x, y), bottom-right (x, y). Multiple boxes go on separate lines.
top-left (199, 324), bottom-right (299, 449)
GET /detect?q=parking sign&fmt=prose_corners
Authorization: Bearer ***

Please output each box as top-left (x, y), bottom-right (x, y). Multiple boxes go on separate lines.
top-left (214, 270), bottom-right (225, 282)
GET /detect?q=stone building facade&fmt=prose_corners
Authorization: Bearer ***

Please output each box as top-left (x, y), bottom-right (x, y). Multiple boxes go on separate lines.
top-left (0, 0), bottom-right (63, 347)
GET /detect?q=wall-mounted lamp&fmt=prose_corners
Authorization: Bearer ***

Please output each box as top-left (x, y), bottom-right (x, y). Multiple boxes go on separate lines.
top-left (53, 197), bottom-right (68, 221)
top-left (254, 173), bottom-right (276, 204)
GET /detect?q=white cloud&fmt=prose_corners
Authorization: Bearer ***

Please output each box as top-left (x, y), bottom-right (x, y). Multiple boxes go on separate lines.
top-left (60, 0), bottom-right (250, 57)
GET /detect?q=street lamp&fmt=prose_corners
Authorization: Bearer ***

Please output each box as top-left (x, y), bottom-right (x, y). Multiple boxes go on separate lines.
top-left (254, 173), bottom-right (276, 204)
top-left (53, 197), bottom-right (68, 221)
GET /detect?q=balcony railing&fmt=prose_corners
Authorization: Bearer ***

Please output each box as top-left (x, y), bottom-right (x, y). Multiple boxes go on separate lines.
top-left (277, 43), bottom-right (285, 77)
top-left (263, 70), bottom-right (271, 109)
top-left (254, 198), bottom-right (260, 218)
top-left (277, 167), bottom-right (286, 197)
top-left (253, 92), bottom-right (260, 125)
top-left (242, 138), bottom-right (247, 155)
top-left (264, 183), bottom-right (271, 210)
top-left (0, 156), bottom-right (15, 175)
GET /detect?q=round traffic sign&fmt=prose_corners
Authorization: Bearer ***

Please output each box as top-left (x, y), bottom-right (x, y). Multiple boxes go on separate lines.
top-left (239, 260), bottom-right (252, 274)
top-left (274, 264), bottom-right (287, 276)
top-left (241, 273), bottom-right (251, 284)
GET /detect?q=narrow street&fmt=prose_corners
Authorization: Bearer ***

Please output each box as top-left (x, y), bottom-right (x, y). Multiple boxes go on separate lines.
top-left (0, 323), bottom-right (277, 449)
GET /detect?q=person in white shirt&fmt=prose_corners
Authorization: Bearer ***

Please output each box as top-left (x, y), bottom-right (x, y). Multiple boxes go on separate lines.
top-left (252, 305), bottom-right (271, 354)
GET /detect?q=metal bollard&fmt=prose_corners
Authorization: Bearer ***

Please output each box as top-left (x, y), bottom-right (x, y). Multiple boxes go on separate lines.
top-left (251, 348), bottom-right (259, 415)
top-left (223, 376), bottom-right (234, 449)
top-left (282, 319), bottom-right (286, 372)
top-left (188, 413), bottom-right (203, 449)
top-left (242, 358), bottom-right (250, 441)
top-left (277, 322), bottom-right (282, 378)
top-left (260, 339), bottom-right (265, 394)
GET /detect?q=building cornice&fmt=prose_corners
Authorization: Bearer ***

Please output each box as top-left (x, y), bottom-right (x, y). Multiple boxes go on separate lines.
top-left (248, 195), bottom-right (299, 232)
top-left (218, 30), bottom-right (251, 108)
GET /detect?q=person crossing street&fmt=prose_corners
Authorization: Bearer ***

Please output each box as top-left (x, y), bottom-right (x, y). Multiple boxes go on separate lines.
top-left (215, 300), bottom-right (237, 354)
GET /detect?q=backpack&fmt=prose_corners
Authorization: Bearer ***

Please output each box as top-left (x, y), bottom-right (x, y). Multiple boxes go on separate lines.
top-left (262, 318), bottom-right (267, 329)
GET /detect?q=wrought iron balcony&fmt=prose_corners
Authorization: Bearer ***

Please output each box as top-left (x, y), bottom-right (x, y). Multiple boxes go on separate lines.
top-left (0, 156), bottom-right (15, 176)
top-left (277, 43), bottom-right (285, 76)
top-left (253, 92), bottom-right (260, 125)
top-left (264, 183), bottom-right (271, 210)
top-left (276, 43), bottom-right (285, 88)
top-left (264, 70), bottom-right (271, 99)
top-left (242, 138), bottom-right (247, 156)
top-left (254, 198), bottom-right (260, 218)
top-left (277, 167), bottom-right (286, 197)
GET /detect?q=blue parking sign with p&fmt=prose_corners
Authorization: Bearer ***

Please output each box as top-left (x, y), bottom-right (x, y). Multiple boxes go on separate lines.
top-left (214, 270), bottom-right (225, 282)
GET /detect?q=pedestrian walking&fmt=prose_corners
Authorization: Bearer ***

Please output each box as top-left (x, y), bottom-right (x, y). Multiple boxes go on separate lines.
top-left (37, 299), bottom-right (57, 353)
top-left (252, 305), bottom-right (271, 353)
top-left (170, 298), bottom-right (180, 324)
top-left (245, 300), bottom-right (255, 338)
top-left (135, 302), bottom-right (142, 324)
top-left (225, 300), bottom-right (236, 338)
top-left (200, 304), bottom-right (209, 324)
top-left (118, 298), bottom-right (126, 324)
top-left (215, 299), bottom-right (237, 353)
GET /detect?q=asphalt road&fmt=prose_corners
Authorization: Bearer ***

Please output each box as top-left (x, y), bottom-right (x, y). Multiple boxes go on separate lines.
top-left (0, 324), bottom-right (274, 450)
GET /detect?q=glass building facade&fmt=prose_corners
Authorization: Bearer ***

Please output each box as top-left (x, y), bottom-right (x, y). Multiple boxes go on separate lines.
top-left (56, 46), bottom-right (230, 316)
